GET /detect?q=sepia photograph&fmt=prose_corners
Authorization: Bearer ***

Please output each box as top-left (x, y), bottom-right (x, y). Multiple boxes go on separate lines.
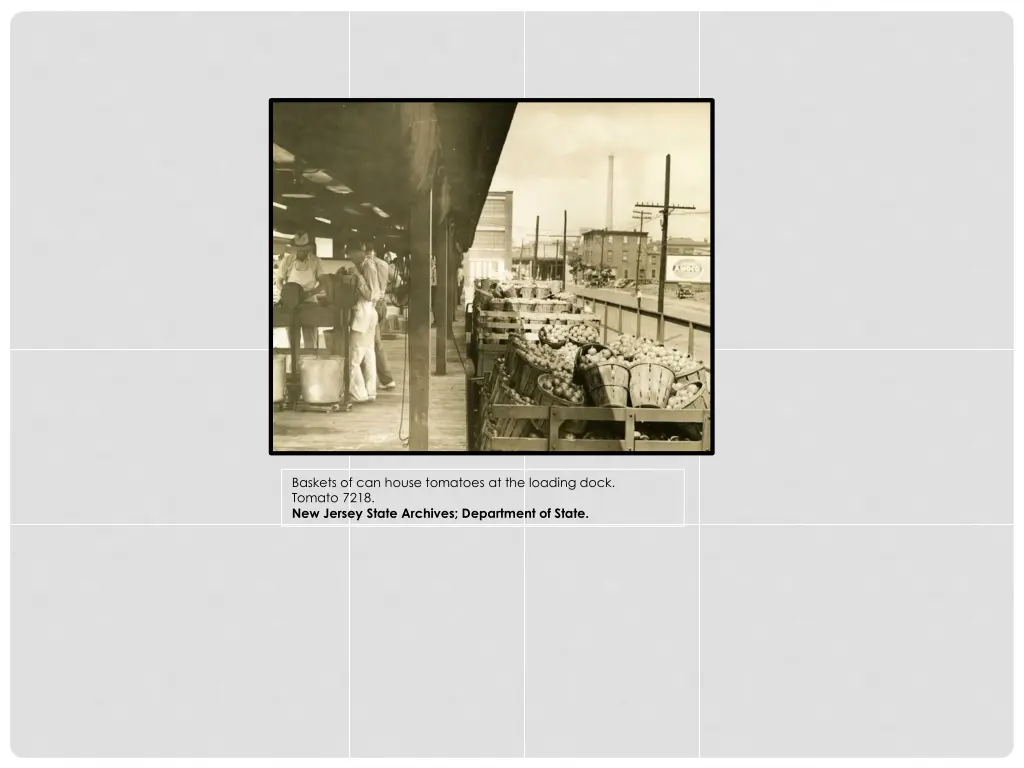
top-left (271, 99), bottom-right (713, 454)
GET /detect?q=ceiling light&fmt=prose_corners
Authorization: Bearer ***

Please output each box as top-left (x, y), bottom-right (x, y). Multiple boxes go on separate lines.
top-left (372, 207), bottom-right (390, 219)
top-left (273, 144), bottom-right (295, 164)
top-left (351, 228), bottom-right (359, 232)
top-left (303, 170), bottom-right (333, 184)
top-left (344, 207), bottom-right (363, 216)
top-left (315, 217), bottom-right (331, 224)
top-left (273, 201), bottom-right (288, 210)
top-left (273, 230), bottom-right (294, 240)
top-left (361, 202), bottom-right (373, 207)
top-left (281, 174), bottom-right (316, 199)
top-left (327, 184), bottom-right (353, 194)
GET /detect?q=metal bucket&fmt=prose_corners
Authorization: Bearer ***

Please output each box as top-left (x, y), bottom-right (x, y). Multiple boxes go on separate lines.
top-left (298, 355), bottom-right (345, 404)
top-left (272, 354), bottom-right (287, 403)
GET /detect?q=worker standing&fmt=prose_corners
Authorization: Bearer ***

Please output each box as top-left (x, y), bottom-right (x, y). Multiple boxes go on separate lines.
top-left (430, 253), bottom-right (438, 328)
top-left (370, 242), bottom-right (397, 391)
top-left (274, 231), bottom-right (324, 350)
top-left (345, 240), bottom-right (381, 403)
top-left (455, 262), bottom-right (465, 316)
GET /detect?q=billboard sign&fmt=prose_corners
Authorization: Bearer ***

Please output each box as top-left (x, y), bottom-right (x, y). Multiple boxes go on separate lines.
top-left (665, 255), bottom-right (710, 284)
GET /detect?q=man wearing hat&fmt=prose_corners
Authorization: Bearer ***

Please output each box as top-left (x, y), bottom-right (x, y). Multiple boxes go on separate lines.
top-left (274, 232), bottom-right (325, 349)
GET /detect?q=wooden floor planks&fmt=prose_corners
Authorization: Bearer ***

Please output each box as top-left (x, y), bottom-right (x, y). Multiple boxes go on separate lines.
top-left (273, 321), bottom-right (471, 453)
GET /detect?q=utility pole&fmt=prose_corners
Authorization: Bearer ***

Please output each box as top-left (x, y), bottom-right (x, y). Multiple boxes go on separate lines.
top-left (631, 209), bottom-right (651, 284)
top-left (562, 210), bottom-right (568, 288)
top-left (533, 215), bottom-right (540, 281)
top-left (631, 209), bottom-right (651, 337)
top-left (636, 154), bottom-right (696, 341)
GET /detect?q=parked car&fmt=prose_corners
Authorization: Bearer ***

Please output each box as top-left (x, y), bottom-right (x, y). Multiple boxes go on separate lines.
top-left (677, 284), bottom-right (694, 299)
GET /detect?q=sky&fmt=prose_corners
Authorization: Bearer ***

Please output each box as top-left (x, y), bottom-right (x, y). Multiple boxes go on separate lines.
top-left (489, 102), bottom-right (712, 245)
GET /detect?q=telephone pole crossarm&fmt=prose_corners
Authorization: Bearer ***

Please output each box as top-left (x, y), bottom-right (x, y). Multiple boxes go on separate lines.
top-left (634, 202), bottom-right (697, 212)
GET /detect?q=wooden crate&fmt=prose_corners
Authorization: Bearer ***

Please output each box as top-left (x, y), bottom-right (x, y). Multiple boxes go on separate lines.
top-left (474, 288), bottom-right (500, 310)
top-left (472, 361), bottom-right (515, 449)
top-left (472, 311), bottom-right (598, 380)
top-left (480, 404), bottom-right (711, 452)
top-left (476, 311), bottom-right (599, 343)
top-left (478, 381), bottom-right (535, 449)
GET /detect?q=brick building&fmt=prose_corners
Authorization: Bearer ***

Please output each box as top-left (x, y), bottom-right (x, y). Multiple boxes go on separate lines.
top-left (579, 229), bottom-right (650, 280)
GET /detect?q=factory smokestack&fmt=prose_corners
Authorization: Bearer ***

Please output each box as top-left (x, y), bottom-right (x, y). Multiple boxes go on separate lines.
top-left (606, 156), bottom-right (614, 228)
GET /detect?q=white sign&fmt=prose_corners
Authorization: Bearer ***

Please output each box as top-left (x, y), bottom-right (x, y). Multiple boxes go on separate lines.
top-left (665, 255), bottom-right (710, 284)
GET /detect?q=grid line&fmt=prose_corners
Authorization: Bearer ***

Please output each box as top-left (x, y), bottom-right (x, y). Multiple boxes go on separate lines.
top-left (697, 18), bottom-right (702, 756)
top-left (347, 454), bottom-right (352, 758)
top-left (9, 348), bottom-right (1013, 352)
top-left (522, 455), bottom-right (528, 757)
top-left (10, 522), bottom-right (1011, 528)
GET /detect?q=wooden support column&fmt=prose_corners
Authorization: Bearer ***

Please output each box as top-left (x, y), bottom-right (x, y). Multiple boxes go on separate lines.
top-left (434, 211), bottom-right (449, 376)
top-left (408, 189), bottom-right (432, 451)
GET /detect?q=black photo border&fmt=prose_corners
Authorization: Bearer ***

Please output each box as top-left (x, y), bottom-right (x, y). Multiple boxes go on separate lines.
top-left (269, 97), bottom-right (714, 457)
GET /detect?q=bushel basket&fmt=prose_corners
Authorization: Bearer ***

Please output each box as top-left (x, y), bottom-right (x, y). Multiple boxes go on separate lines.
top-left (673, 360), bottom-right (707, 385)
top-left (537, 326), bottom-right (566, 350)
top-left (489, 382), bottom-right (533, 438)
top-left (628, 362), bottom-right (676, 408)
top-left (531, 374), bottom-right (587, 435)
top-left (514, 350), bottom-right (548, 400)
top-left (572, 342), bottom-right (611, 385)
top-left (579, 360), bottom-right (630, 407)
top-left (504, 334), bottom-right (527, 378)
top-left (504, 298), bottom-right (538, 313)
top-left (669, 379), bottom-right (709, 410)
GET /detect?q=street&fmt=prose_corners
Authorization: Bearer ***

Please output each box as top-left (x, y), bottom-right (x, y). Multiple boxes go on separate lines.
top-left (577, 285), bottom-right (711, 328)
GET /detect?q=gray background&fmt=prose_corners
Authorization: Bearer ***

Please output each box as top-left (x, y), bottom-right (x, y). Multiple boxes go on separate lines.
top-left (9, 11), bottom-right (1013, 758)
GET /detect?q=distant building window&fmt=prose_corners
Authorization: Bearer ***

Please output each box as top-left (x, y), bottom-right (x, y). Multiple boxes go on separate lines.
top-left (624, 269), bottom-right (629, 279)
top-left (474, 230), bottom-right (505, 249)
top-left (652, 269), bottom-right (657, 279)
top-left (623, 236), bottom-right (629, 244)
top-left (481, 199), bottom-right (505, 219)
top-left (607, 236), bottom-right (613, 243)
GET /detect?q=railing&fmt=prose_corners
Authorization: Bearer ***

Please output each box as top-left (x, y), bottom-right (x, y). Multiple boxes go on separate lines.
top-left (565, 285), bottom-right (712, 368)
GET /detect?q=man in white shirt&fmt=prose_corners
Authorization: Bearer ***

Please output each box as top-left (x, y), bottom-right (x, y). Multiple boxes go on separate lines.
top-left (430, 254), bottom-right (438, 328)
top-left (455, 263), bottom-right (465, 316)
top-left (275, 231), bottom-right (324, 349)
top-left (345, 240), bottom-right (381, 403)
top-left (370, 243), bottom-right (397, 391)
